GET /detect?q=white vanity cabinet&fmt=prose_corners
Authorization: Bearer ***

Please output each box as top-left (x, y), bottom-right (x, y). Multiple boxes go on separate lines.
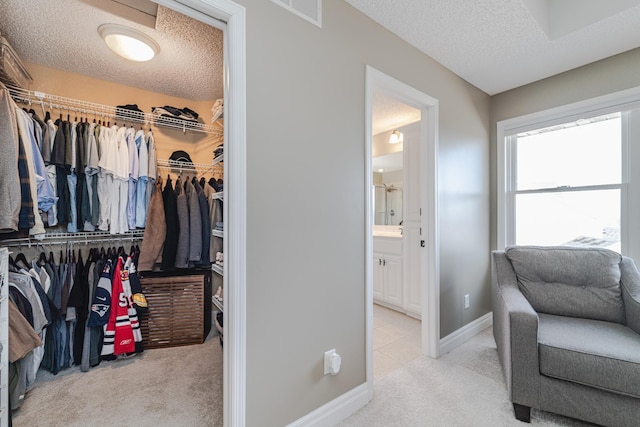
top-left (373, 236), bottom-right (403, 309)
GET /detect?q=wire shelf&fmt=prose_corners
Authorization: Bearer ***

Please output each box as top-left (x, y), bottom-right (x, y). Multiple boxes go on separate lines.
top-left (0, 229), bottom-right (144, 248)
top-left (156, 159), bottom-right (220, 174)
top-left (6, 85), bottom-right (222, 135)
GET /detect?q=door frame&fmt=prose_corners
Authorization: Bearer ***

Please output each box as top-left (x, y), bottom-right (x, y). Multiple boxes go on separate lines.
top-left (153, 1), bottom-right (247, 426)
top-left (365, 66), bottom-right (440, 388)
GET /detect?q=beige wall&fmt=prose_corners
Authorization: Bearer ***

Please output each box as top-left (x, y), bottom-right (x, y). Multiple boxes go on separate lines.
top-left (22, 61), bottom-right (222, 168)
top-left (238, 0), bottom-right (491, 424)
top-left (490, 47), bottom-right (640, 251)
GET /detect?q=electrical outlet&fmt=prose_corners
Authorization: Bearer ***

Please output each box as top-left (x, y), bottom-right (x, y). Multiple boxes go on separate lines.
top-left (464, 294), bottom-right (470, 309)
top-left (324, 349), bottom-right (341, 375)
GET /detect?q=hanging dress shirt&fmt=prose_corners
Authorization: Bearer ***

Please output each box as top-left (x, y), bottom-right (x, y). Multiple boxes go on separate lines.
top-left (134, 129), bottom-right (148, 228)
top-left (126, 127), bottom-right (139, 230)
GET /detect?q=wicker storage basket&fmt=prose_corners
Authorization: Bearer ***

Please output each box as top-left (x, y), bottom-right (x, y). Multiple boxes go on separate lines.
top-left (139, 270), bottom-right (212, 349)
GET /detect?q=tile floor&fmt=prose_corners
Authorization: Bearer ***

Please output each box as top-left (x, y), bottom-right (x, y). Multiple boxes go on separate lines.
top-left (373, 303), bottom-right (422, 381)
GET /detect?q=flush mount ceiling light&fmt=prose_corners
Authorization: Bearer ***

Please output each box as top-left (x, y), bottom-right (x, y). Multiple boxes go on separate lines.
top-left (98, 24), bottom-right (159, 62)
top-left (389, 130), bottom-right (403, 144)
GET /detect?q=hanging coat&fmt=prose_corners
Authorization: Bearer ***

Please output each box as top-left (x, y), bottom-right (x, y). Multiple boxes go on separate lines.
top-left (137, 176), bottom-right (166, 271)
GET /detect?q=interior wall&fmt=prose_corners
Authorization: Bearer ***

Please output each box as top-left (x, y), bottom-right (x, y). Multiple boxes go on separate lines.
top-left (490, 47), bottom-right (640, 251)
top-left (237, 0), bottom-right (491, 424)
top-left (22, 61), bottom-right (222, 167)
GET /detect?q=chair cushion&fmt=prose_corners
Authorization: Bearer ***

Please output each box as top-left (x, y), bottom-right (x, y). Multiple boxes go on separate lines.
top-left (505, 246), bottom-right (624, 323)
top-left (538, 313), bottom-right (640, 398)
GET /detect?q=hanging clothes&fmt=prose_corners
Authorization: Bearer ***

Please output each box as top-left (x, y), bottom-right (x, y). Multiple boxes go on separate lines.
top-left (185, 177), bottom-right (202, 263)
top-left (193, 178), bottom-right (211, 266)
top-left (135, 129), bottom-right (149, 228)
top-left (101, 256), bottom-right (135, 357)
top-left (45, 117), bottom-right (59, 226)
top-left (97, 124), bottom-right (114, 231)
top-left (122, 256), bottom-right (143, 353)
top-left (146, 130), bottom-right (157, 209)
top-left (138, 176), bottom-right (166, 271)
top-left (161, 176), bottom-right (179, 270)
top-left (8, 299), bottom-right (43, 410)
top-left (126, 127), bottom-right (139, 230)
top-left (15, 108), bottom-right (57, 215)
top-left (89, 123), bottom-right (101, 228)
top-left (15, 107), bottom-right (47, 235)
top-left (109, 126), bottom-right (129, 235)
top-left (174, 176), bottom-right (190, 269)
top-left (16, 135), bottom-right (36, 230)
top-left (0, 83), bottom-right (21, 232)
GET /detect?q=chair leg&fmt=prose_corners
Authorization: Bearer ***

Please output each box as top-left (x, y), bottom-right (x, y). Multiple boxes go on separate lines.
top-left (513, 403), bottom-right (531, 423)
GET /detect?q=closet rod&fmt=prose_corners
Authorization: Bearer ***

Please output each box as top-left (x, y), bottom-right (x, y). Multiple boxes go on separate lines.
top-left (0, 230), bottom-right (144, 248)
top-left (6, 85), bottom-right (222, 136)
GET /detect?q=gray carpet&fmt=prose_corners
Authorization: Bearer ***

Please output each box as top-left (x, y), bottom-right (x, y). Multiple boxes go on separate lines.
top-left (339, 327), bottom-right (594, 427)
top-left (12, 333), bottom-right (223, 427)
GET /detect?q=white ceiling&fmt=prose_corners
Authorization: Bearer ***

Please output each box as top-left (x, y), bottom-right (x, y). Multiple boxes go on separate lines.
top-left (0, 0), bottom-right (223, 101)
top-left (372, 91), bottom-right (421, 135)
top-left (346, 0), bottom-right (640, 95)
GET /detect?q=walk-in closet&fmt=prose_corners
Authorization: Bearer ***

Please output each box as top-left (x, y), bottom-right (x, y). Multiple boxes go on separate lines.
top-left (0, 1), bottom-right (226, 425)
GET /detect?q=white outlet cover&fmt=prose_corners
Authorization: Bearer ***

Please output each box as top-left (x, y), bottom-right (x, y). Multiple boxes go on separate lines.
top-left (324, 349), bottom-right (337, 375)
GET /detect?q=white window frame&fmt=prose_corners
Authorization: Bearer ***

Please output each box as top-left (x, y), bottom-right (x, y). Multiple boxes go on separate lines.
top-left (497, 86), bottom-right (640, 257)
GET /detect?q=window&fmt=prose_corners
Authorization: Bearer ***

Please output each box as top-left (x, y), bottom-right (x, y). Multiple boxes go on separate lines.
top-left (498, 89), bottom-right (640, 260)
top-left (509, 113), bottom-right (623, 252)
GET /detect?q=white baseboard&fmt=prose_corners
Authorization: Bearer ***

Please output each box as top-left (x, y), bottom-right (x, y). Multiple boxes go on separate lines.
top-left (439, 312), bottom-right (493, 356)
top-left (287, 383), bottom-right (372, 427)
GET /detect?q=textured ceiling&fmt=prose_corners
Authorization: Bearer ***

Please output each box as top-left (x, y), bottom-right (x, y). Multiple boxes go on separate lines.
top-left (345, 0), bottom-right (640, 95)
top-left (0, 0), bottom-right (223, 101)
top-left (373, 91), bottom-right (420, 135)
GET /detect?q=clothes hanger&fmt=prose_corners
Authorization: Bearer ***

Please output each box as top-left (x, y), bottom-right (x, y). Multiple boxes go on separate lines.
top-left (15, 252), bottom-right (30, 270)
top-left (38, 244), bottom-right (48, 265)
top-left (8, 255), bottom-right (20, 271)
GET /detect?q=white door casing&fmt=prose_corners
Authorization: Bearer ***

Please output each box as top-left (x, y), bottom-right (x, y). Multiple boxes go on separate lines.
top-left (365, 66), bottom-right (440, 400)
top-left (152, 1), bottom-right (247, 426)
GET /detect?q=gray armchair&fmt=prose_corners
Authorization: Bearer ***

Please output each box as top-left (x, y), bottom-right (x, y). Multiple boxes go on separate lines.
top-left (492, 246), bottom-right (640, 425)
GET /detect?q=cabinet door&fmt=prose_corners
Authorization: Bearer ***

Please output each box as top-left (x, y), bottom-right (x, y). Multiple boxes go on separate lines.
top-left (372, 253), bottom-right (384, 301)
top-left (383, 254), bottom-right (403, 307)
top-left (403, 226), bottom-right (422, 317)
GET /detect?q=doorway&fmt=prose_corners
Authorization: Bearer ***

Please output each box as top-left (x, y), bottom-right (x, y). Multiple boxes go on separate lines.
top-left (365, 66), bottom-right (440, 387)
top-left (156, 1), bottom-right (247, 426)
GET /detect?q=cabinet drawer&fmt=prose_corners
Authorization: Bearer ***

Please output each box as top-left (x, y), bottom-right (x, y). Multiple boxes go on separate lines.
top-left (373, 236), bottom-right (402, 255)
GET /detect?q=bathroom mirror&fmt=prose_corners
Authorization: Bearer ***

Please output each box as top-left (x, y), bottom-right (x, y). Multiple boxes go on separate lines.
top-left (373, 152), bottom-right (403, 225)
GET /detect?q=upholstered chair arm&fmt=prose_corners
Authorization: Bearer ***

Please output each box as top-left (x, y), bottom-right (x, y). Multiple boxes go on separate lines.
top-left (620, 257), bottom-right (640, 334)
top-left (492, 251), bottom-right (540, 409)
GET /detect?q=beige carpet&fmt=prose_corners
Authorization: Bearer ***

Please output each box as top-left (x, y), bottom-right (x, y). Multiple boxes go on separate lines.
top-left (340, 327), bottom-right (595, 426)
top-left (12, 333), bottom-right (223, 427)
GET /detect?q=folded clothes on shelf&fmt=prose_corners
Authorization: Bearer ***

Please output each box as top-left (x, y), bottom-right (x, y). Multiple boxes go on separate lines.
top-left (214, 144), bottom-right (223, 158)
top-left (152, 105), bottom-right (200, 127)
top-left (215, 222), bottom-right (224, 231)
top-left (115, 104), bottom-right (145, 123)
